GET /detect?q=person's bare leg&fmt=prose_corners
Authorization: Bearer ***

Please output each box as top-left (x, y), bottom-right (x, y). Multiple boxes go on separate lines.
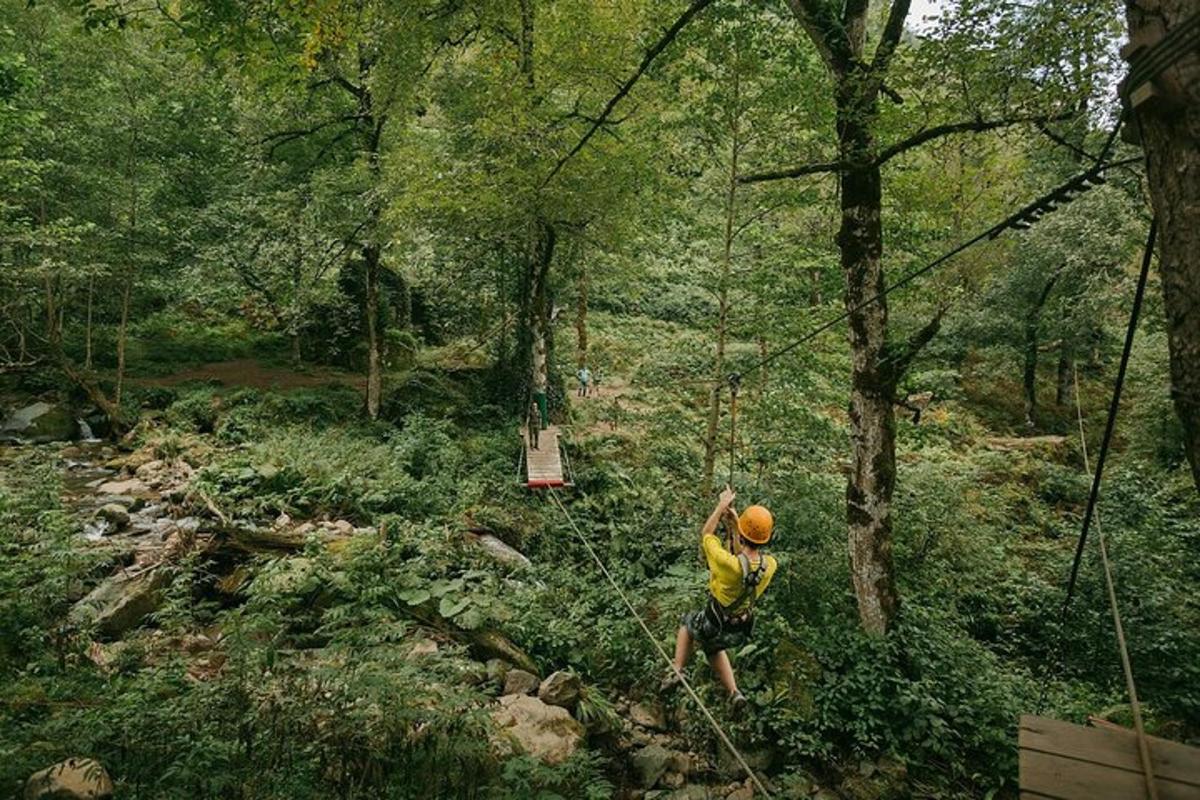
top-left (673, 626), bottom-right (694, 672)
top-left (711, 650), bottom-right (739, 696)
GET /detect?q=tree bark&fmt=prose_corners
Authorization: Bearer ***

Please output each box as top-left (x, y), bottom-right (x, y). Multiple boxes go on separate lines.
top-left (786, 0), bottom-right (923, 635)
top-left (356, 47), bottom-right (385, 420)
top-left (1055, 340), bottom-right (1073, 407)
top-left (840, 133), bottom-right (900, 636)
top-left (529, 223), bottom-right (556, 401)
top-left (363, 242), bottom-right (382, 418)
top-left (84, 275), bottom-right (95, 370)
top-left (1126, 0), bottom-right (1200, 492)
top-left (575, 265), bottom-right (588, 367)
top-left (1022, 275), bottom-right (1059, 429)
top-left (115, 276), bottom-right (132, 410)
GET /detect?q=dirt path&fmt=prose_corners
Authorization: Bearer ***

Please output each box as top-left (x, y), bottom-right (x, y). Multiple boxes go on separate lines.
top-left (135, 359), bottom-right (364, 391)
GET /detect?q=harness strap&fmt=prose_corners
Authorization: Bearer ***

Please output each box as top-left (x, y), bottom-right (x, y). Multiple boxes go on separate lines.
top-left (718, 553), bottom-right (767, 619)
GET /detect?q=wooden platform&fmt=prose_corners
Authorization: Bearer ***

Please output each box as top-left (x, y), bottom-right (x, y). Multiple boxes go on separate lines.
top-left (1020, 715), bottom-right (1200, 799)
top-left (523, 424), bottom-right (566, 488)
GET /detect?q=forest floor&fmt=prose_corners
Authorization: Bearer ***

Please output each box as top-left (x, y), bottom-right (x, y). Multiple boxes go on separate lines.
top-left (3, 317), bottom-right (1199, 800)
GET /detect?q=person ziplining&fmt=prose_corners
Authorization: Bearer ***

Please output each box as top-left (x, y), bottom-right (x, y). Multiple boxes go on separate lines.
top-left (662, 486), bottom-right (777, 716)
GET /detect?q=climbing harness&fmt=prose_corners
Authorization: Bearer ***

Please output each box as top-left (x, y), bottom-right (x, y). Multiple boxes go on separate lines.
top-left (546, 488), bottom-right (772, 797)
top-left (712, 552), bottom-right (768, 630)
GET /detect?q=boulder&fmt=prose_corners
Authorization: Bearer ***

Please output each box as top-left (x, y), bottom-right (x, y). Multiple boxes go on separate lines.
top-left (662, 789), bottom-right (712, 800)
top-left (468, 533), bottom-right (532, 569)
top-left (490, 694), bottom-right (584, 765)
top-left (95, 478), bottom-right (151, 497)
top-left (725, 782), bottom-right (755, 800)
top-left (630, 701), bottom-right (668, 731)
top-left (537, 670), bottom-right (581, 710)
top-left (716, 744), bottom-right (773, 782)
top-left (486, 658), bottom-right (511, 685)
top-left (134, 460), bottom-right (166, 484)
top-left (404, 638), bottom-right (439, 660)
top-left (661, 771), bottom-right (686, 789)
top-left (24, 757), bottom-right (113, 799)
top-left (632, 744), bottom-right (674, 788)
top-left (69, 569), bottom-right (170, 638)
top-left (503, 669), bottom-right (541, 696)
top-left (3, 402), bottom-right (77, 444)
top-left (95, 495), bottom-right (142, 511)
top-left (95, 504), bottom-right (130, 530)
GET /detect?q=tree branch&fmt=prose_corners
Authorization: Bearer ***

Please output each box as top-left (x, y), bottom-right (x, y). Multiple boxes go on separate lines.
top-left (541, 0), bottom-right (718, 187)
top-left (869, 0), bottom-right (912, 78)
top-left (738, 160), bottom-right (846, 185)
top-left (260, 114), bottom-right (363, 157)
top-left (875, 113), bottom-right (1070, 165)
top-left (880, 309), bottom-right (943, 392)
top-left (786, 0), bottom-right (853, 74)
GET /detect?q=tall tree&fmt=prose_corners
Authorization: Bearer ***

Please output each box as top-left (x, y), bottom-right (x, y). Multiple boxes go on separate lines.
top-left (740, 0), bottom-right (1098, 632)
top-left (1125, 0), bottom-right (1200, 492)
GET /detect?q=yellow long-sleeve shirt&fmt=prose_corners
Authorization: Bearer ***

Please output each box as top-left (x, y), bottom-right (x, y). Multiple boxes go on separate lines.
top-left (701, 533), bottom-right (777, 608)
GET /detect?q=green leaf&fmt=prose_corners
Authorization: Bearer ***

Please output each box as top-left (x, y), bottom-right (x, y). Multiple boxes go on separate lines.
top-left (399, 588), bottom-right (430, 606)
top-left (439, 595), bottom-right (470, 618)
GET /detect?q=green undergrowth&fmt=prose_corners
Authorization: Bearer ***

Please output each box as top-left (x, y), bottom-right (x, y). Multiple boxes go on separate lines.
top-left (4, 336), bottom-right (1199, 798)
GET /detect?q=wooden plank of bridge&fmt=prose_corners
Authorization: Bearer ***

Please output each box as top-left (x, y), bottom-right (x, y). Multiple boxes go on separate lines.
top-left (524, 424), bottom-right (565, 488)
top-left (1019, 715), bottom-right (1200, 800)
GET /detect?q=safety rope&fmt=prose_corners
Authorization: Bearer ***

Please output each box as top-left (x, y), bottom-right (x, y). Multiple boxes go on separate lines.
top-left (545, 488), bottom-right (772, 797)
top-left (1070, 365), bottom-right (1159, 800)
top-left (727, 373), bottom-right (742, 554)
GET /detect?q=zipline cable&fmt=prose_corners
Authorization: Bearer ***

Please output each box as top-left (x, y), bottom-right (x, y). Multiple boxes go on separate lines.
top-left (546, 488), bottom-right (772, 797)
top-left (1059, 221), bottom-right (1157, 617)
top-left (650, 155), bottom-right (1142, 396)
top-left (1038, 217), bottom-right (1157, 714)
top-left (1070, 365), bottom-right (1159, 800)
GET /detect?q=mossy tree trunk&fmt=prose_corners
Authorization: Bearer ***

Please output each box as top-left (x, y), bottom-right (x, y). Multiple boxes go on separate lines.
top-left (1126, 0), bottom-right (1200, 492)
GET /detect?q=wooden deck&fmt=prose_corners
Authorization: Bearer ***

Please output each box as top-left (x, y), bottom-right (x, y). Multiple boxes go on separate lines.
top-left (523, 424), bottom-right (566, 488)
top-left (1020, 715), bottom-right (1200, 799)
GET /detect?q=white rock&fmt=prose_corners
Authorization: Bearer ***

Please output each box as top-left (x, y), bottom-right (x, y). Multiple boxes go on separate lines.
top-left (24, 757), bottom-right (113, 799)
top-left (490, 694), bottom-right (584, 765)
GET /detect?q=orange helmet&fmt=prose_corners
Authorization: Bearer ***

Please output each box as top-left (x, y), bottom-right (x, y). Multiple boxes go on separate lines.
top-left (738, 505), bottom-right (774, 545)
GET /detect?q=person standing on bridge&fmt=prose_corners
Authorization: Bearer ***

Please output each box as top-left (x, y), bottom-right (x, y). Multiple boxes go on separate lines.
top-left (662, 487), bottom-right (777, 714)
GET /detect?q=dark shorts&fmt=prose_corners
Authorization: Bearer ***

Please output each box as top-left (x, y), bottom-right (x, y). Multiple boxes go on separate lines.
top-left (681, 599), bottom-right (753, 656)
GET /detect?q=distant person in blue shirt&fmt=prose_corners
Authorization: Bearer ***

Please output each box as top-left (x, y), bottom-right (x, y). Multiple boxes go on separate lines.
top-left (576, 365), bottom-right (592, 397)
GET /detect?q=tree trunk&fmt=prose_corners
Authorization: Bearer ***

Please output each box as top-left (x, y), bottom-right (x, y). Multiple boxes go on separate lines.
top-left (1023, 275), bottom-right (1059, 430)
top-left (364, 243), bottom-right (382, 419)
top-left (84, 275), bottom-right (94, 370)
top-left (290, 328), bottom-right (302, 368)
top-left (356, 47), bottom-right (385, 420)
top-left (840, 143), bottom-right (900, 635)
top-left (1023, 315), bottom-right (1039, 429)
top-left (1055, 341), bottom-right (1073, 406)
top-left (114, 276), bottom-right (132, 410)
top-left (529, 223), bottom-right (556, 401)
top-left (575, 265), bottom-right (588, 367)
top-left (1126, 0), bottom-right (1200, 492)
